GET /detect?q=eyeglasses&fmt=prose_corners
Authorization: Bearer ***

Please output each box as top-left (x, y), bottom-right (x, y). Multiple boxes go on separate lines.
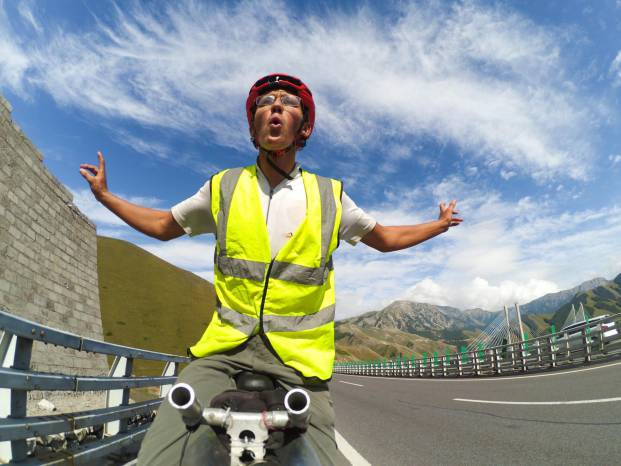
top-left (255, 93), bottom-right (302, 108)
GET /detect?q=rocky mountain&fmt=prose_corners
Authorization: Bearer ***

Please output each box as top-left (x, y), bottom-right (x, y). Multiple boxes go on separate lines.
top-left (338, 301), bottom-right (498, 338)
top-left (335, 301), bottom-right (500, 360)
top-left (518, 277), bottom-right (609, 315)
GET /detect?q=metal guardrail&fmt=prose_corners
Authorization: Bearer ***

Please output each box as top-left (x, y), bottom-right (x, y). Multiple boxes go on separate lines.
top-left (334, 313), bottom-right (621, 378)
top-left (0, 306), bottom-right (191, 464)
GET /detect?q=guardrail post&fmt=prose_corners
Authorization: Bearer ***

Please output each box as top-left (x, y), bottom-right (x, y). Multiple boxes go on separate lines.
top-left (159, 361), bottom-right (178, 399)
top-left (471, 351), bottom-right (479, 376)
top-left (583, 328), bottom-right (592, 363)
top-left (493, 348), bottom-right (501, 374)
top-left (1, 331), bottom-right (17, 462)
top-left (457, 351), bottom-right (463, 377)
top-left (598, 324), bottom-right (606, 354)
top-left (520, 335), bottom-right (528, 372)
top-left (106, 356), bottom-right (134, 435)
top-left (548, 335), bottom-right (557, 368)
top-left (565, 331), bottom-right (572, 361)
top-left (2, 335), bottom-right (33, 462)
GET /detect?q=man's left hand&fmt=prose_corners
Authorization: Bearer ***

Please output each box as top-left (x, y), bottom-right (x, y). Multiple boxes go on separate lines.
top-left (438, 200), bottom-right (463, 231)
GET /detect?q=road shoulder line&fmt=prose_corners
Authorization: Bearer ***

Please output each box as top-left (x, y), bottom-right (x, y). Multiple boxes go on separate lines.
top-left (335, 429), bottom-right (371, 466)
top-left (454, 396), bottom-right (621, 405)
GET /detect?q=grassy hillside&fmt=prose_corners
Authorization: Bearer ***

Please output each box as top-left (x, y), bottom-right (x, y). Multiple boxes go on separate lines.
top-left (97, 236), bottom-right (216, 390)
top-left (521, 313), bottom-right (554, 336)
top-left (551, 274), bottom-right (621, 330)
top-left (335, 322), bottom-right (458, 361)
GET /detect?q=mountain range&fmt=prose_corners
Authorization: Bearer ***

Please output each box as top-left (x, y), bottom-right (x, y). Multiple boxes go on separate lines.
top-left (334, 275), bottom-right (620, 360)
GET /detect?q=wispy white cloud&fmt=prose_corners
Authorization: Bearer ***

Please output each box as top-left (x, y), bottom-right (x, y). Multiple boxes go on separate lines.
top-left (17, 1), bottom-right (42, 33)
top-left (109, 129), bottom-right (221, 175)
top-left (0, 5), bottom-right (30, 95)
top-left (609, 154), bottom-right (621, 165)
top-left (611, 51), bottom-right (621, 85)
top-left (0, 0), bottom-right (601, 181)
top-left (115, 130), bottom-right (171, 160)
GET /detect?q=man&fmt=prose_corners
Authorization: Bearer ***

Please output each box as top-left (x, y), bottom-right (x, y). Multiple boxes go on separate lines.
top-left (80, 73), bottom-right (461, 465)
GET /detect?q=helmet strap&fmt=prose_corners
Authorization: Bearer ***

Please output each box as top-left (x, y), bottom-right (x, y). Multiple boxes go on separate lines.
top-left (258, 146), bottom-right (296, 181)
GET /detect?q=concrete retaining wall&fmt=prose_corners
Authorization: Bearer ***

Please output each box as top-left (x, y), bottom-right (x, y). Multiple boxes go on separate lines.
top-left (0, 93), bottom-right (108, 413)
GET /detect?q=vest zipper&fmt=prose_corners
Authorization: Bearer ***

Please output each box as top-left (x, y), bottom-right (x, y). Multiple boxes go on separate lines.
top-left (259, 259), bottom-right (275, 334)
top-left (258, 188), bottom-right (276, 334)
top-left (265, 188), bottom-right (274, 225)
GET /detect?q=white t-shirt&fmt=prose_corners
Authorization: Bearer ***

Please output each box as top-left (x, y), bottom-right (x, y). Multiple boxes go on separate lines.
top-left (171, 163), bottom-right (376, 257)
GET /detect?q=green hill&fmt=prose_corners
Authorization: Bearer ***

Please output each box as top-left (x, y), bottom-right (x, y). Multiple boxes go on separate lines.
top-left (551, 273), bottom-right (621, 329)
top-left (97, 236), bottom-right (216, 388)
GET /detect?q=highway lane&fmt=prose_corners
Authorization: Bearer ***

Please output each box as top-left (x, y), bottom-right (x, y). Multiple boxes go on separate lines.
top-left (331, 358), bottom-right (621, 465)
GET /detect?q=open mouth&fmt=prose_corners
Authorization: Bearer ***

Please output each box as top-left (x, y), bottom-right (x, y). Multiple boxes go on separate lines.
top-left (269, 115), bottom-right (283, 128)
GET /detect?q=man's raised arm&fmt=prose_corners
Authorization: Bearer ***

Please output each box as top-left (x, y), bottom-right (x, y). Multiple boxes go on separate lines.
top-left (79, 151), bottom-right (185, 241)
top-left (361, 200), bottom-right (462, 252)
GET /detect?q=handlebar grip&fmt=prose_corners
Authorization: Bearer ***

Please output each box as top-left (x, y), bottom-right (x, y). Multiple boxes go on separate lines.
top-left (168, 382), bottom-right (204, 428)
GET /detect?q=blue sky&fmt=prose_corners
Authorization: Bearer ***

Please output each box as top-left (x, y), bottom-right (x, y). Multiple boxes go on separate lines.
top-left (1, 0), bottom-right (620, 318)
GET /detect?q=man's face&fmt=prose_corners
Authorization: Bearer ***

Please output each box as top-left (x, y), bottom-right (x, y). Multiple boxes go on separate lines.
top-left (252, 90), bottom-right (309, 151)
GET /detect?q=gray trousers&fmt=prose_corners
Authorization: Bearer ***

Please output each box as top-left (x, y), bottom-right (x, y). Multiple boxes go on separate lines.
top-left (137, 336), bottom-right (350, 465)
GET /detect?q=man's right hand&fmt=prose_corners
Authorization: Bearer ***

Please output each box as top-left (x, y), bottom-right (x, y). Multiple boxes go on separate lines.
top-left (79, 151), bottom-right (108, 201)
top-left (77, 150), bottom-right (185, 241)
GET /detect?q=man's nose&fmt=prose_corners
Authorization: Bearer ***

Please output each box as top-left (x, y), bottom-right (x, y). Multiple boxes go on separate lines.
top-left (270, 100), bottom-right (284, 113)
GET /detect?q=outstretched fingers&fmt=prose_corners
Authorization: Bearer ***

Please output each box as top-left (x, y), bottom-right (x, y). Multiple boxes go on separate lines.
top-left (438, 200), bottom-right (463, 228)
top-left (97, 151), bottom-right (106, 172)
top-left (80, 164), bottom-right (98, 175)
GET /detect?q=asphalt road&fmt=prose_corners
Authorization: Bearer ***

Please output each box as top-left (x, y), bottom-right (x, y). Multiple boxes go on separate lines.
top-left (331, 358), bottom-right (621, 466)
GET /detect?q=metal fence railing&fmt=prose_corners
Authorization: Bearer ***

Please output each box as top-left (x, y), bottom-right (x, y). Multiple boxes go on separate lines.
top-left (334, 313), bottom-right (621, 378)
top-left (0, 306), bottom-right (190, 464)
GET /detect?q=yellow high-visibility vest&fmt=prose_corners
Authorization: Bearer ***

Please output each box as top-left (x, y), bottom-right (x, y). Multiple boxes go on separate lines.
top-left (189, 165), bottom-right (342, 380)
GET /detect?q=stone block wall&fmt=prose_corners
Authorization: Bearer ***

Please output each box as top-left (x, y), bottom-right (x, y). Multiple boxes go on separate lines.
top-left (0, 93), bottom-right (108, 411)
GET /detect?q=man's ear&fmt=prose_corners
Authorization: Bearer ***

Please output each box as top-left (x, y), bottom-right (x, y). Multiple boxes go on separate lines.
top-left (298, 121), bottom-right (312, 139)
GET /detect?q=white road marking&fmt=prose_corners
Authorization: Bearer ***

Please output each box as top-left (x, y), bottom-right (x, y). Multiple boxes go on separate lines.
top-left (454, 396), bottom-right (621, 405)
top-left (335, 429), bottom-right (372, 466)
top-left (339, 381), bottom-right (364, 387)
top-left (336, 359), bottom-right (621, 382)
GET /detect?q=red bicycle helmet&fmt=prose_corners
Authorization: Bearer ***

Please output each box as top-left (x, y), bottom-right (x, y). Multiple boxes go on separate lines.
top-left (246, 73), bottom-right (315, 147)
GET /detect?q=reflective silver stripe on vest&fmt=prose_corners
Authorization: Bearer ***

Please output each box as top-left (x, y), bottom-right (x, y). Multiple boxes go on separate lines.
top-left (315, 175), bottom-right (337, 266)
top-left (217, 306), bottom-right (259, 336)
top-left (263, 304), bottom-right (335, 333)
top-left (270, 256), bottom-right (333, 286)
top-left (216, 167), bottom-right (244, 256)
top-left (216, 256), bottom-right (266, 282)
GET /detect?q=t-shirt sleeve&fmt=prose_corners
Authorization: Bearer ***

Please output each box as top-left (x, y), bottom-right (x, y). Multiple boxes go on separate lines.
top-left (339, 191), bottom-right (377, 245)
top-left (170, 180), bottom-right (216, 237)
